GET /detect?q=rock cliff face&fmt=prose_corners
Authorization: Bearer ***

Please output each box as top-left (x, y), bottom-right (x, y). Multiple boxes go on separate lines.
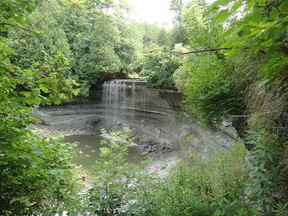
top-left (36, 79), bottom-right (236, 157)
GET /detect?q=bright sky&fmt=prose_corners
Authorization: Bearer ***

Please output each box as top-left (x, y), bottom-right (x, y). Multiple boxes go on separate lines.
top-left (125, 0), bottom-right (214, 28)
top-left (126, 0), bottom-right (175, 28)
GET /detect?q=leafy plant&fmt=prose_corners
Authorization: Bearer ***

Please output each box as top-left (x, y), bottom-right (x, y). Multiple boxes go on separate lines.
top-left (88, 126), bottom-right (141, 215)
top-left (205, 0), bottom-right (288, 210)
top-left (0, 1), bottom-right (81, 214)
top-left (210, 0), bottom-right (288, 90)
top-left (9, 0), bottom-right (72, 69)
top-left (175, 52), bottom-right (244, 123)
top-left (244, 116), bottom-right (285, 215)
top-left (130, 142), bottom-right (249, 216)
top-left (141, 43), bottom-right (180, 89)
top-left (0, 131), bottom-right (82, 215)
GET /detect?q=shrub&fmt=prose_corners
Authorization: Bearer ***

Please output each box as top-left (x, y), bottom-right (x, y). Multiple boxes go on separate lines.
top-left (175, 53), bottom-right (244, 123)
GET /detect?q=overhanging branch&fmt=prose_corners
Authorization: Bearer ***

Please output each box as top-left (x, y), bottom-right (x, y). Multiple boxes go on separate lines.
top-left (1, 22), bottom-right (28, 31)
top-left (170, 47), bottom-right (267, 55)
top-left (170, 48), bottom-right (229, 55)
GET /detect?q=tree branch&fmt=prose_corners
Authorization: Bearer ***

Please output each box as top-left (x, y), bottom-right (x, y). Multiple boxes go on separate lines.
top-left (171, 48), bottom-right (229, 55)
top-left (171, 47), bottom-right (267, 55)
top-left (0, 22), bottom-right (37, 34)
top-left (1, 22), bottom-right (28, 31)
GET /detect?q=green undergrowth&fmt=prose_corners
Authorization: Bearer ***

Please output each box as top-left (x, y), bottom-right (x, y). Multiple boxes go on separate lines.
top-left (76, 126), bottom-right (288, 215)
top-left (130, 142), bottom-right (249, 216)
top-left (131, 129), bottom-right (288, 216)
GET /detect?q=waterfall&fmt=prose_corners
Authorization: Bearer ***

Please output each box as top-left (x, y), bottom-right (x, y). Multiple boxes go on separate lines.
top-left (102, 80), bottom-right (123, 125)
top-left (102, 79), bottom-right (147, 127)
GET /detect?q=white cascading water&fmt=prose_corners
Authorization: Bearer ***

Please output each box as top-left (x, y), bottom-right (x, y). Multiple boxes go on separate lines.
top-left (102, 79), bottom-right (147, 127)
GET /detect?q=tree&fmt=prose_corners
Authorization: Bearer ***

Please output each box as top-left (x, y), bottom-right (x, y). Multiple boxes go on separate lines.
top-left (170, 0), bottom-right (188, 45)
top-left (138, 22), bottom-right (173, 48)
top-left (172, 0), bottom-right (245, 123)
top-left (0, 1), bottom-right (80, 214)
top-left (174, 52), bottom-right (244, 123)
top-left (9, 0), bottom-right (72, 69)
top-left (183, 0), bottom-right (222, 50)
top-left (172, 0), bottom-right (288, 212)
top-left (115, 6), bottom-right (143, 74)
top-left (76, 13), bottom-right (121, 96)
top-left (73, 0), bottom-right (143, 95)
top-left (141, 43), bottom-right (180, 89)
top-left (56, 0), bottom-right (91, 73)
top-left (211, 0), bottom-right (288, 89)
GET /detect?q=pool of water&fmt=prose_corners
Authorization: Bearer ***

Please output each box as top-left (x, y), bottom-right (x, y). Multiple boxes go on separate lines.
top-left (65, 134), bottom-right (146, 177)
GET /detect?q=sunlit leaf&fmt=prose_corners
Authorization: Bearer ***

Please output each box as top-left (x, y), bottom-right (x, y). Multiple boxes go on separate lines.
top-left (230, 0), bottom-right (243, 14)
top-left (211, 0), bottom-right (231, 8)
top-left (247, 0), bottom-right (256, 10)
top-left (238, 26), bottom-right (252, 37)
top-left (215, 10), bottom-right (229, 23)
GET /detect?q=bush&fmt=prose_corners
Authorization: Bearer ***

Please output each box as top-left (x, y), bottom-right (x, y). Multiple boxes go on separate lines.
top-left (174, 53), bottom-right (244, 123)
top-left (87, 126), bottom-right (145, 215)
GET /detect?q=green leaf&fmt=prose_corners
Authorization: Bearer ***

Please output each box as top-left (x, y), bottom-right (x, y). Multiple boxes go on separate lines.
top-left (247, 0), bottom-right (256, 10)
top-left (39, 84), bottom-right (49, 93)
top-left (270, 8), bottom-right (279, 20)
top-left (50, 169), bottom-right (58, 175)
top-left (279, 0), bottom-right (288, 13)
top-left (23, 70), bottom-right (33, 76)
top-left (221, 27), bottom-right (234, 39)
top-left (230, 0), bottom-right (243, 14)
top-left (252, 10), bottom-right (264, 23)
top-left (32, 62), bottom-right (40, 67)
top-left (211, 0), bottom-right (232, 8)
top-left (238, 26), bottom-right (252, 37)
top-left (10, 198), bottom-right (20, 204)
top-left (20, 91), bottom-right (31, 98)
top-left (257, 0), bottom-right (266, 6)
top-left (215, 10), bottom-right (229, 23)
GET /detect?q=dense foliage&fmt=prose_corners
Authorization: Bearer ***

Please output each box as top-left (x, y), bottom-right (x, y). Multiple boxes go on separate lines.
top-left (8, 0), bottom-right (144, 96)
top-left (0, 0), bottom-right (80, 215)
top-left (141, 44), bottom-right (180, 89)
top-left (171, 0), bottom-right (288, 214)
top-left (88, 127), bottom-right (138, 215)
top-left (1, 0), bottom-right (288, 214)
top-left (134, 143), bottom-right (249, 216)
